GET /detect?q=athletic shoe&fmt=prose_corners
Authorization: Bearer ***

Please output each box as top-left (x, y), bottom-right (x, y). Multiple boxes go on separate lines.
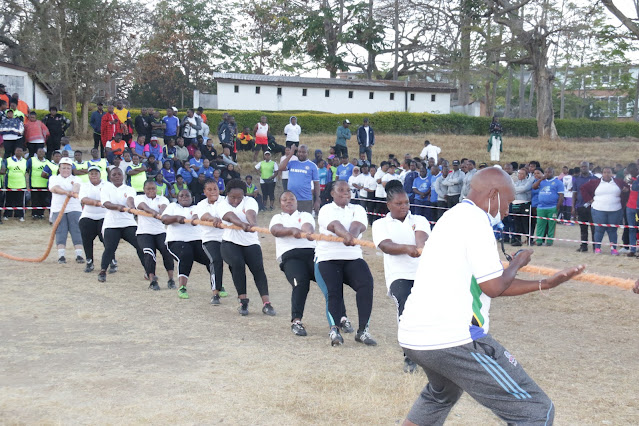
top-left (219, 287), bottom-right (229, 297)
top-left (178, 285), bottom-right (189, 299)
top-left (149, 279), bottom-right (160, 291)
top-left (340, 317), bottom-right (354, 334)
top-left (611, 249), bottom-right (619, 256)
top-left (167, 279), bottom-right (176, 289)
top-left (291, 321), bottom-right (307, 336)
top-left (403, 356), bottom-right (418, 374)
top-left (576, 246), bottom-right (588, 252)
top-left (98, 271), bottom-right (106, 282)
top-left (210, 295), bottom-right (221, 305)
top-left (58, 256), bottom-right (66, 264)
top-left (19, 217), bottom-right (24, 222)
top-left (594, 248), bottom-right (602, 254)
top-left (619, 247), bottom-right (630, 254)
top-left (536, 241), bottom-right (543, 246)
top-left (511, 240), bottom-right (522, 247)
top-left (238, 298), bottom-right (249, 316)
top-left (76, 255), bottom-right (85, 264)
top-left (84, 260), bottom-right (94, 273)
top-left (329, 327), bottom-right (343, 346)
top-left (627, 252), bottom-right (637, 258)
top-left (262, 302), bottom-right (276, 316)
top-left (144, 273), bottom-right (149, 280)
top-left (355, 327), bottom-right (377, 346)
top-left (108, 262), bottom-right (118, 274)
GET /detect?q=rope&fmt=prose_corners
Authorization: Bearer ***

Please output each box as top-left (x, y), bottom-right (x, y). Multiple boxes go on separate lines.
top-left (506, 262), bottom-right (635, 291)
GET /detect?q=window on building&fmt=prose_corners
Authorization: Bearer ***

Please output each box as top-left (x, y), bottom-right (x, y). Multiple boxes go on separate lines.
top-left (390, 92), bottom-right (395, 100)
top-left (348, 91), bottom-right (353, 98)
top-left (325, 89), bottom-right (330, 97)
top-left (431, 94), bottom-right (436, 102)
top-left (410, 93), bottom-right (415, 101)
top-left (369, 92), bottom-right (374, 99)
top-left (302, 88), bottom-right (307, 96)
top-left (277, 87), bottom-right (282, 96)
top-left (255, 86), bottom-right (261, 94)
top-left (234, 85), bottom-right (239, 93)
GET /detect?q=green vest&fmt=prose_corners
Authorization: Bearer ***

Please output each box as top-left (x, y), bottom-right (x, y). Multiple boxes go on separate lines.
top-left (156, 182), bottom-right (168, 197)
top-left (30, 157), bottom-right (49, 188)
top-left (48, 162), bottom-right (60, 178)
top-left (6, 157), bottom-right (27, 189)
top-left (74, 161), bottom-right (89, 183)
top-left (247, 183), bottom-right (257, 194)
top-left (172, 183), bottom-right (186, 197)
top-left (88, 158), bottom-right (108, 181)
top-left (129, 163), bottom-right (147, 192)
top-left (259, 160), bottom-right (275, 180)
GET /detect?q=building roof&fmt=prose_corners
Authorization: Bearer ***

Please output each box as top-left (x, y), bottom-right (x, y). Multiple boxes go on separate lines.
top-left (213, 73), bottom-right (456, 93)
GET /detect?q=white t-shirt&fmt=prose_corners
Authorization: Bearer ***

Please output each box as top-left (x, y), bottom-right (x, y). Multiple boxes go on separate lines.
top-left (420, 145), bottom-right (441, 162)
top-left (78, 181), bottom-right (105, 220)
top-left (374, 169), bottom-right (387, 198)
top-left (162, 202), bottom-right (201, 242)
top-left (196, 197), bottom-right (226, 243)
top-left (280, 155), bottom-right (298, 180)
top-left (398, 200), bottom-right (504, 351)
top-left (269, 211), bottom-right (316, 262)
top-left (215, 196), bottom-right (260, 246)
top-left (183, 116), bottom-right (198, 139)
top-left (100, 182), bottom-right (138, 230)
top-left (362, 126), bottom-right (370, 146)
top-left (134, 194), bottom-right (169, 235)
top-left (591, 179), bottom-right (622, 211)
top-left (372, 212), bottom-right (431, 292)
top-left (48, 174), bottom-right (82, 214)
top-left (315, 202), bottom-right (368, 262)
top-left (382, 172), bottom-right (400, 193)
top-left (348, 174), bottom-right (359, 195)
top-left (255, 160), bottom-right (279, 184)
top-left (283, 123), bottom-right (302, 142)
top-left (118, 160), bottom-right (132, 175)
top-left (362, 174), bottom-right (377, 198)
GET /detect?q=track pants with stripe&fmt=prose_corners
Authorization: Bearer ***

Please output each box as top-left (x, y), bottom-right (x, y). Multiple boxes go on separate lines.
top-left (101, 226), bottom-right (145, 271)
top-left (137, 233), bottom-right (174, 276)
top-left (403, 334), bottom-right (554, 425)
top-left (166, 240), bottom-right (209, 280)
top-left (202, 240), bottom-right (224, 292)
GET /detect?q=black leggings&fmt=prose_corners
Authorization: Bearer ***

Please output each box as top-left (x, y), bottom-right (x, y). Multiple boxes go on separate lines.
top-left (220, 241), bottom-right (269, 297)
top-left (31, 188), bottom-right (49, 217)
top-left (4, 190), bottom-right (25, 218)
top-left (389, 279), bottom-right (414, 320)
top-left (100, 226), bottom-right (145, 271)
top-left (316, 258), bottom-right (374, 332)
top-left (280, 248), bottom-right (315, 321)
top-left (166, 240), bottom-right (209, 279)
top-left (138, 233), bottom-right (174, 276)
top-left (261, 181), bottom-right (275, 205)
top-left (79, 217), bottom-right (104, 262)
top-left (202, 240), bottom-right (224, 291)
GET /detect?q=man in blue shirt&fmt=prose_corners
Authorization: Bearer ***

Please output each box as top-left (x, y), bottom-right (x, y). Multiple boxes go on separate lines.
top-left (89, 103), bottom-right (105, 156)
top-left (533, 167), bottom-right (565, 246)
top-left (412, 166), bottom-right (431, 220)
top-left (336, 155), bottom-right (354, 181)
top-left (402, 160), bottom-right (419, 211)
top-left (429, 165), bottom-right (441, 222)
top-left (162, 107), bottom-right (180, 141)
top-left (280, 144), bottom-right (320, 213)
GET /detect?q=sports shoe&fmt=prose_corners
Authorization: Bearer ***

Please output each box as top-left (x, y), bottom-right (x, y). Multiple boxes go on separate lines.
top-left (340, 317), bottom-right (354, 334)
top-left (355, 327), bottom-right (377, 346)
top-left (627, 252), bottom-right (637, 258)
top-left (149, 279), bottom-right (160, 291)
top-left (58, 256), bottom-right (66, 264)
top-left (219, 287), bottom-right (229, 297)
top-left (178, 285), bottom-right (189, 299)
top-left (76, 255), bottom-right (85, 264)
top-left (144, 273), bottom-right (149, 280)
top-left (611, 249), bottom-right (619, 256)
top-left (238, 298), bottom-right (249, 316)
top-left (576, 245), bottom-right (588, 252)
top-left (403, 356), bottom-right (418, 373)
top-left (167, 279), bottom-right (176, 289)
top-left (108, 261), bottom-right (118, 274)
top-left (84, 260), bottom-right (94, 273)
top-left (511, 240), bottom-right (522, 247)
top-left (19, 217), bottom-right (25, 222)
top-left (210, 295), bottom-right (221, 305)
top-left (291, 321), bottom-right (307, 336)
top-left (329, 327), bottom-right (343, 346)
top-left (619, 247), bottom-right (630, 254)
top-left (262, 302), bottom-right (276, 316)
top-left (536, 241), bottom-right (543, 246)
top-left (98, 271), bottom-right (107, 282)
top-left (594, 248), bottom-right (601, 254)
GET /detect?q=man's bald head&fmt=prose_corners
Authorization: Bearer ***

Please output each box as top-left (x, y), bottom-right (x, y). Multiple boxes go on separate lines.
top-left (467, 167), bottom-right (515, 219)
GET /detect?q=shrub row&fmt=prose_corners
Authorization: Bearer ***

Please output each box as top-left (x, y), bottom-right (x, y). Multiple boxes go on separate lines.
top-left (30, 109), bottom-right (639, 139)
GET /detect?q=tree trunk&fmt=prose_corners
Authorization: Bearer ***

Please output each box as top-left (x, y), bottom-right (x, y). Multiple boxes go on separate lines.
top-left (634, 73), bottom-right (639, 121)
top-left (527, 72), bottom-right (535, 118)
top-left (519, 66), bottom-right (526, 118)
top-left (533, 63), bottom-right (558, 139)
top-left (559, 63), bottom-right (569, 119)
top-left (457, 18), bottom-right (471, 105)
top-left (505, 65), bottom-right (513, 118)
top-left (69, 90), bottom-right (78, 136)
top-left (80, 97), bottom-right (90, 135)
top-left (392, 0), bottom-right (399, 81)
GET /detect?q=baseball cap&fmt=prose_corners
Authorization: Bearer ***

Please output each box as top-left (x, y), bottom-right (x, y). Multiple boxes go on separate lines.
top-left (344, 119), bottom-right (351, 124)
top-left (150, 136), bottom-right (159, 141)
top-left (88, 165), bottom-right (101, 172)
top-left (59, 157), bottom-right (73, 165)
top-left (171, 107), bottom-right (178, 112)
top-left (452, 160), bottom-right (460, 165)
top-left (264, 151), bottom-right (271, 155)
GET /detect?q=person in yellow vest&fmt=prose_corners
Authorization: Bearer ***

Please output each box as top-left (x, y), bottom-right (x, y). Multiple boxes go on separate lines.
top-left (27, 147), bottom-right (49, 219)
top-left (154, 172), bottom-right (169, 197)
top-left (86, 148), bottom-right (109, 181)
top-left (72, 150), bottom-right (90, 183)
top-left (170, 174), bottom-right (187, 202)
top-left (254, 151), bottom-right (278, 211)
top-left (49, 157), bottom-right (84, 264)
top-left (0, 146), bottom-right (28, 221)
top-left (127, 153), bottom-right (147, 194)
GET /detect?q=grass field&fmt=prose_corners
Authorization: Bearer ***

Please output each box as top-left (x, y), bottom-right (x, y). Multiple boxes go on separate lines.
top-left (1, 133), bottom-right (639, 424)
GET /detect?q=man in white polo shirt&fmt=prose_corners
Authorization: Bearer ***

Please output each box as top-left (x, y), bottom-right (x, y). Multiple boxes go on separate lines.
top-left (399, 167), bottom-right (585, 426)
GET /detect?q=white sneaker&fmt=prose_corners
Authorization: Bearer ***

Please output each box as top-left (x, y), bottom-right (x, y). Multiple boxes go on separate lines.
top-left (19, 217), bottom-right (24, 222)
top-left (619, 247), bottom-right (630, 254)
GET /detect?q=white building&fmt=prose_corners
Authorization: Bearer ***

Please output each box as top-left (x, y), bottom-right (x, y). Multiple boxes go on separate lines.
top-left (213, 73), bottom-right (455, 114)
top-left (0, 61), bottom-right (51, 110)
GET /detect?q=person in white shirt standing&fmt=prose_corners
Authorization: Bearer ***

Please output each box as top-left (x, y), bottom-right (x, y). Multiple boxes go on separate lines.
top-left (130, 179), bottom-right (175, 291)
top-left (279, 146), bottom-right (298, 192)
top-left (48, 157), bottom-right (84, 264)
top-left (398, 168), bottom-right (584, 426)
top-left (315, 180), bottom-right (376, 347)
top-left (283, 116), bottom-right (302, 149)
top-left (372, 180), bottom-right (430, 373)
top-left (419, 140), bottom-right (441, 164)
top-left (78, 165), bottom-right (106, 272)
top-left (269, 191), bottom-right (317, 336)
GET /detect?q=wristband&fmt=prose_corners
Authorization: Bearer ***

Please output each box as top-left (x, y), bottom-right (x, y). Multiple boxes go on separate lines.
top-left (539, 279), bottom-right (550, 297)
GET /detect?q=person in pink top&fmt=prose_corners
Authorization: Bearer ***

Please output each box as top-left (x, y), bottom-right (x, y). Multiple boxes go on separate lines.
top-left (23, 111), bottom-right (50, 157)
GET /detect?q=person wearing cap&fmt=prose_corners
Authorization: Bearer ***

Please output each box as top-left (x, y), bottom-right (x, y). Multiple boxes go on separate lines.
top-left (335, 119), bottom-right (351, 159)
top-left (27, 147), bottom-right (50, 219)
top-left (284, 116), bottom-right (302, 149)
top-left (0, 145), bottom-right (28, 221)
top-left (90, 103), bottom-right (105, 155)
top-left (0, 83), bottom-right (10, 108)
top-left (255, 151), bottom-right (278, 210)
top-left (48, 157), bottom-right (84, 264)
top-left (78, 165), bottom-right (107, 272)
top-left (162, 107), bottom-right (180, 141)
top-left (357, 118), bottom-right (375, 163)
top-left (144, 136), bottom-right (163, 164)
top-left (442, 159), bottom-right (465, 207)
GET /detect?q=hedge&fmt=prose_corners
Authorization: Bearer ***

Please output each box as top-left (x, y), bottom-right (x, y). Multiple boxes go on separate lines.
top-left (31, 109), bottom-right (639, 139)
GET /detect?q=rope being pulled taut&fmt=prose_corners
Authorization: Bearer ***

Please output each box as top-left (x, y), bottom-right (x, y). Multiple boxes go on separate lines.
top-left (0, 194), bottom-right (635, 290)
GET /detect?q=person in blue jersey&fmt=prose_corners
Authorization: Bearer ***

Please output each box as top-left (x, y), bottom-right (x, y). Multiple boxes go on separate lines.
top-left (279, 144), bottom-right (320, 214)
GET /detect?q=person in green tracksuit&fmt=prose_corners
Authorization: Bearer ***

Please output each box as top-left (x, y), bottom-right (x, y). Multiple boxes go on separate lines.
top-left (255, 151), bottom-right (278, 210)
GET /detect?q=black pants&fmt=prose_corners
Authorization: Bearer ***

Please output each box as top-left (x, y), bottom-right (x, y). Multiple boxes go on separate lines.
top-left (166, 240), bottom-right (209, 279)
top-left (2, 139), bottom-right (21, 159)
top-left (281, 248), bottom-right (315, 321)
top-left (436, 200), bottom-right (448, 221)
top-left (373, 196), bottom-right (387, 222)
top-left (282, 179), bottom-right (288, 191)
top-left (79, 217), bottom-right (104, 262)
top-left (511, 202), bottom-right (530, 243)
top-left (576, 206), bottom-right (595, 248)
top-left (46, 135), bottom-right (62, 160)
top-left (31, 188), bottom-right (49, 217)
top-left (261, 181), bottom-right (275, 205)
top-left (100, 226), bottom-right (145, 271)
top-left (447, 194), bottom-right (460, 208)
top-left (220, 241), bottom-right (269, 297)
top-left (138, 233), bottom-right (174, 276)
top-left (4, 190), bottom-right (25, 218)
top-left (93, 133), bottom-right (105, 157)
top-left (334, 144), bottom-right (348, 158)
top-left (27, 143), bottom-right (43, 158)
top-left (316, 258), bottom-right (374, 332)
top-left (285, 141), bottom-right (299, 149)
top-left (389, 279), bottom-right (414, 320)
top-left (202, 240), bottom-right (224, 291)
